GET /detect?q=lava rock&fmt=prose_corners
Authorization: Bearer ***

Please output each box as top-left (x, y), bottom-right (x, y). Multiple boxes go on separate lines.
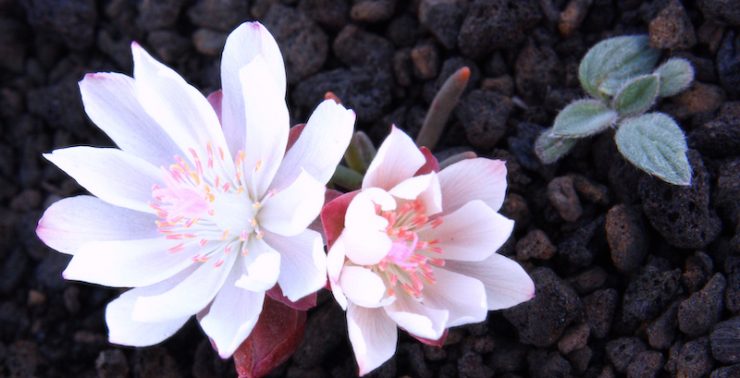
top-left (457, 351), bottom-right (493, 378)
top-left (0, 248), bottom-right (28, 295)
top-left (717, 31), bottom-right (740, 97)
top-left (292, 303), bottom-right (346, 368)
top-left (515, 40), bottom-right (560, 100)
top-left (711, 365), bottom-right (740, 378)
top-left (726, 257), bottom-right (740, 314)
top-left (638, 150), bottom-right (722, 249)
top-left (133, 347), bottom-right (180, 378)
top-left (710, 317), bottom-right (740, 364)
top-left (583, 288), bottom-right (618, 339)
top-left (410, 42), bottom-right (439, 80)
top-left (146, 30), bottom-right (191, 64)
top-left (571, 174), bottom-right (610, 206)
top-left (350, 0), bottom-right (396, 23)
top-left (298, 0), bottom-right (349, 31)
top-left (501, 193), bottom-right (531, 232)
top-left (648, 0), bottom-right (696, 49)
top-left (23, 0), bottom-right (97, 50)
top-left (690, 113), bottom-right (740, 158)
top-left (667, 82), bottom-right (725, 120)
top-left (682, 251), bottom-right (714, 293)
top-left (698, 0), bottom-right (740, 26)
top-left (0, 18), bottom-right (28, 73)
top-left (458, 0), bottom-right (541, 59)
top-left (192, 28), bottom-right (227, 56)
top-left (393, 49), bottom-right (413, 87)
top-left (626, 350), bottom-right (664, 378)
top-left (606, 337), bottom-right (647, 373)
top-left (679, 273), bottom-right (726, 337)
top-left (418, 0), bottom-right (467, 49)
top-left (386, 15), bottom-right (421, 47)
top-left (527, 350), bottom-right (572, 378)
top-left (606, 204), bottom-right (648, 273)
top-left (676, 337), bottom-right (714, 378)
top-left (6, 340), bottom-right (43, 377)
top-left (488, 341), bottom-right (526, 373)
top-left (263, 4), bottom-right (328, 83)
top-left (621, 266), bottom-right (682, 326)
top-left (567, 267), bottom-right (608, 294)
top-left (503, 267), bottom-right (583, 347)
top-left (507, 122), bottom-right (546, 171)
top-left (516, 229), bottom-right (556, 261)
top-left (187, 0), bottom-right (250, 31)
top-left (566, 346), bottom-right (592, 374)
top-left (647, 301), bottom-right (680, 350)
top-left (27, 82), bottom-right (86, 137)
top-left (96, 349), bottom-right (129, 378)
top-left (547, 176), bottom-right (583, 222)
top-left (455, 90), bottom-right (512, 149)
top-left (136, 0), bottom-right (183, 31)
top-left (333, 25), bottom-right (394, 69)
top-left (557, 216), bottom-right (604, 270)
top-left (557, 323), bottom-right (590, 355)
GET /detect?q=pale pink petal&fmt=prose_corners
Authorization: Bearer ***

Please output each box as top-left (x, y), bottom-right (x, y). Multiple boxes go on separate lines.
top-left (259, 170), bottom-right (324, 237)
top-left (132, 252), bottom-right (237, 322)
top-left (235, 237), bottom-right (281, 292)
top-left (206, 90), bottom-right (223, 123)
top-left (342, 189), bottom-right (394, 266)
top-left (384, 294), bottom-right (448, 340)
top-left (44, 147), bottom-right (162, 213)
top-left (343, 226), bottom-right (392, 266)
top-left (131, 43), bottom-right (233, 172)
top-left (347, 304), bottom-right (398, 376)
top-left (106, 267), bottom-right (195, 346)
top-left (438, 158), bottom-right (507, 214)
top-left (339, 266), bottom-right (388, 308)
top-left (388, 173), bottom-right (442, 215)
top-left (239, 55), bottom-right (289, 199)
top-left (363, 126), bottom-right (426, 190)
top-left (423, 268), bottom-right (487, 327)
top-left (63, 238), bottom-right (197, 287)
top-left (271, 99), bottom-right (356, 190)
top-left (199, 266), bottom-right (265, 358)
top-left (345, 188), bottom-right (395, 229)
top-left (36, 195), bottom-right (158, 254)
top-left (78, 73), bottom-right (181, 167)
top-left (327, 236), bottom-right (349, 309)
top-left (419, 200), bottom-right (514, 262)
top-left (221, 22), bottom-right (286, 157)
top-left (445, 253), bottom-right (535, 310)
top-left (263, 229), bottom-right (326, 302)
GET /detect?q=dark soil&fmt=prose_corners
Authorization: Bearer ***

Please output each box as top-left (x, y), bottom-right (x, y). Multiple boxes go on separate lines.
top-left (0, 0), bottom-right (738, 377)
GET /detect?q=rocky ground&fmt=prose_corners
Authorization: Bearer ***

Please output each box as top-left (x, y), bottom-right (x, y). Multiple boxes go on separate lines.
top-left (0, 0), bottom-right (738, 377)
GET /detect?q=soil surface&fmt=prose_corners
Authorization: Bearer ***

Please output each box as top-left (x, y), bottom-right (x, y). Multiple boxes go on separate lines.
top-left (0, 0), bottom-right (738, 377)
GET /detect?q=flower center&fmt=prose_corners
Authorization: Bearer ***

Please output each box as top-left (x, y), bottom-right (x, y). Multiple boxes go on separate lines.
top-left (374, 199), bottom-right (444, 298)
top-left (150, 143), bottom-right (260, 267)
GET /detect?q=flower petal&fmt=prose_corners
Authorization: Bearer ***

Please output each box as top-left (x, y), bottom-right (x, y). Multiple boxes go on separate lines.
top-left (384, 294), bottom-right (448, 340)
top-left (131, 42), bottom-right (233, 171)
top-left (339, 266), bottom-right (388, 308)
top-left (235, 238), bottom-right (281, 292)
top-left (444, 253), bottom-right (535, 310)
top-left (239, 54), bottom-right (290, 199)
top-left (199, 267), bottom-right (265, 358)
top-left (36, 195), bottom-right (159, 254)
top-left (347, 304), bottom-right (398, 376)
top-left (106, 268), bottom-right (195, 346)
top-left (342, 226), bottom-right (392, 267)
top-left (259, 170), bottom-right (325, 237)
top-left (271, 99), bottom-right (355, 190)
top-left (419, 200), bottom-right (514, 262)
top-left (263, 229), bottom-right (326, 302)
top-left (438, 158), bottom-right (508, 213)
top-left (327, 236), bottom-right (349, 310)
top-left (221, 22), bottom-right (286, 157)
top-left (388, 173), bottom-right (442, 215)
top-left (63, 238), bottom-right (198, 287)
top-left (363, 126), bottom-right (426, 190)
top-left (44, 147), bottom-right (162, 213)
top-left (423, 268), bottom-right (487, 327)
top-left (321, 191), bottom-right (360, 250)
top-left (132, 252), bottom-right (237, 322)
top-left (78, 73), bottom-right (182, 167)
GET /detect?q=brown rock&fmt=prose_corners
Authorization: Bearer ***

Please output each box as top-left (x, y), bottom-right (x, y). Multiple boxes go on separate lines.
top-left (606, 204), bottom-right (648, 273)
top-left (516, 229), bottom-right (556, 261)
top-left (649, 0), bottom-right (697, 49)
top-left (547, 176), bottom-right (583, 222)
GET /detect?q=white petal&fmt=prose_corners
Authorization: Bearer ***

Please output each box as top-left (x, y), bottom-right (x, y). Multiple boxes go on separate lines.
top-left (132, 252), bottom-right (237, 322)
top-left (445, 253), bottom-right (535, 310)
top-left (131, 43), bottom-right (233, 171)
top-left (388, 173), bottom-right (442, 215)
top-left (438, 158), bottom-right (508, 213)
top-left (271, 99), bottom-right (356, 190)
top-left (423, 268), bottom-right (487, 327)
top-left (63, 238), bottom-right (197, 287)
top-left (384, 294), bottom-right (448, 340)
top-left (263, 230), bottom-right (326, 302)
top-left (342, 226), bottom-right (392, 266)
top-left (327, 236), bottom-right (349, 310)
top-left (36, 195), bottom-right (159, 254)
top-left (339, 266), bottom-right (388, 308)
top-left (106, 268), bottom-right (195, 346)
top-left (419, 200), bottom-right (514, 262)
top-left (363, 126), bottom-right (426, 190)
top-left (259, 170), bottom-right (325, 236)
top-left (235, 238), bottom-right (281, 292)
top-left (345, 188), bottom-right (395, 230)
top-left (342, 190), bottom-right (394, 266)
top-left (239, 55), bottom-right (289, 199)
top-left (199, 266), bottom-right (265, 358)
top-left (347, 304), bottom-right (398, 376)
top-left (44, 147), bottom-right (162, 213)
top-left (221, 22), bottom-right (286, 157)
top-left (79, 73), bottom-right (182, 167)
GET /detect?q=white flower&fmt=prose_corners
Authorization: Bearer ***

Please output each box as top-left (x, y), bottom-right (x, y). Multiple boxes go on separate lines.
top-left (324, 127), bottom-right (534, 375)
top-left (36, 22), bottom-right (355, 358)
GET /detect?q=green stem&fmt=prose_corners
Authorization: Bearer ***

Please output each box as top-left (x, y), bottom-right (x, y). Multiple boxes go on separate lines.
top-left (415, 66), bottom-right (471, 150)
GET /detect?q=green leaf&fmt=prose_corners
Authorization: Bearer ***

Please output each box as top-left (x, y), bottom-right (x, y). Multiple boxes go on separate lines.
top-left (535, 128), bottom-right (579, 164)
top-left (579, 35), bottom-right (660, 99)
top-left (612, 74), bottom-right (660, 116)
top-left (552, 99), bottom-right (618, 138)
top-left (615, 113), bottom-right (691, 186)
top-left (654, 58), bottom-right (694, 97)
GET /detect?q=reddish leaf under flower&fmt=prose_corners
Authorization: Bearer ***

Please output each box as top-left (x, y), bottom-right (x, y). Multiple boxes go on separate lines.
top-left (266, 285), bottom-right (317, 311)
top-left (320, 191), bottom-right (359, 250)
top-left (415, 146), bottom-right (440, 175)
top-left (411, 329), bottom-right (448, 347)
top-left (233, 297), bottom-right (307, 378)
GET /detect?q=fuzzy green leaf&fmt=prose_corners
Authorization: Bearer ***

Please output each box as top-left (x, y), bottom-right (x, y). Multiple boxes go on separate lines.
top-left (654, 58), bottom-right (694, 97)
top-left (615, 113), bottom-right (691, 186)
top-left (535, 128), bottom-right (579, 164)
top-left (613, 74), bottom-right (660, 116)
top-left (552, 99), bottom-right (618, 138)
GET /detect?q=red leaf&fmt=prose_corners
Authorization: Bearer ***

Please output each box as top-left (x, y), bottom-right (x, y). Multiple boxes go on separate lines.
top-left (415, 146), bottom-right (440, 175)
top-left (233, 298), bottom-right (307, 378)
top-left (320, 191), bottom-right (359, 249)
top-left (286, 123), bottom-right (306, 151)
top-left (266, 285), bottom-right (317, 311)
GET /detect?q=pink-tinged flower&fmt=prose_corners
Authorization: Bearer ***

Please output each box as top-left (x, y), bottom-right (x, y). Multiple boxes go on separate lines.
top-left (322, 127), bottom-right (534, 375)
top-left (35, 22), bottom-right (355, 358)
